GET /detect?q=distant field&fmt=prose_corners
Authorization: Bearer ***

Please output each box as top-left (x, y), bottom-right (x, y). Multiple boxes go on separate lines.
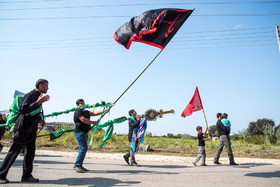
top-left (2, 130), bottom-right (279, 159)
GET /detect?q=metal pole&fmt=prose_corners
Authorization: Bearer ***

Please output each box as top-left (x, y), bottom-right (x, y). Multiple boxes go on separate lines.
top-left (276, 24), bottom-right (280, 54)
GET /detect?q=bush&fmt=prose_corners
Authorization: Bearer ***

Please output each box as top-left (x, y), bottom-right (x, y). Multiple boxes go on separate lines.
top-left (245, 135), bottom-right (264, 145)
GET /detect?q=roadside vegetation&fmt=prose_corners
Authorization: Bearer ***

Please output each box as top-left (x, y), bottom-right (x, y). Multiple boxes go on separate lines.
top-left (1, 117), bottom-right (280, 159)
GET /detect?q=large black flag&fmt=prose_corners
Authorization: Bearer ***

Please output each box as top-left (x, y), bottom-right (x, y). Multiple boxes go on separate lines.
top-left (113, 8), bottom-right (194, 49)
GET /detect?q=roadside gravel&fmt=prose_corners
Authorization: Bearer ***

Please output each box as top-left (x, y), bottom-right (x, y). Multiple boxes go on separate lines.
top-left (32, 148), bottom-right (280, 166)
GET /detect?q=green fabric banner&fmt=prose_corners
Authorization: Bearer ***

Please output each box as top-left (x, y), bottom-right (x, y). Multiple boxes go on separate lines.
top-left (0, 96), bottom-right (42, 128)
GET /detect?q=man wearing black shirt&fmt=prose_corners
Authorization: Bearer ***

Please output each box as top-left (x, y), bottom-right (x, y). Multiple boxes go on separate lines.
top-left (213, 113), bottom-right (238, 165)
top-left (0, 79), bottom-right (50, 184)
top-left (73, 99), bottom-right (103, 173)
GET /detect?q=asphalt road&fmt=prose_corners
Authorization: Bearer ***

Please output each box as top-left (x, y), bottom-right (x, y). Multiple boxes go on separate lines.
top-left (0, 151), bottom-right (279, 187)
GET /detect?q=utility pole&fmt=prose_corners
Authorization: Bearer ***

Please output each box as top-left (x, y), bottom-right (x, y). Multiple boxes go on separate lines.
top-left (276, 24), bottom-right (280, 54)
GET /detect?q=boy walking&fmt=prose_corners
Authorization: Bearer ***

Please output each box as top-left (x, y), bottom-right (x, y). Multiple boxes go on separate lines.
top-left (192, 126), bottom-right (211, 166)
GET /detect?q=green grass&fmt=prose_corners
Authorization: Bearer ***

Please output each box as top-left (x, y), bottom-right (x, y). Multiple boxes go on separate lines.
top-left (2, 130), bottom-right (280, 159)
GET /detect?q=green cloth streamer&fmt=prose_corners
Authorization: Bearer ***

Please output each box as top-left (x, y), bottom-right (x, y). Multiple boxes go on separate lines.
top-left (0, 95), bottom-right (42, 128)
top-left (99, 116), bottom-right (127, 148)
top-left (99, 124), bottom-right (114, 148)
top-left (89, 107), bottom-right (106, 145)
top-left (44, 102), bottom-right (112, 118)
top-left (49, 127), bottom-right (75, 140)
top-left (47, 116), bottom-right (128, 148)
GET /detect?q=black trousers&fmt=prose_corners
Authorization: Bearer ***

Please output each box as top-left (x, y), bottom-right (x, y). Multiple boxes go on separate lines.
top-left (0, 127), bottom-right (5, 141)
top-left (0, 127), bottom-right (5, 150)
top-left (0, 130), bottom-right (36, 179)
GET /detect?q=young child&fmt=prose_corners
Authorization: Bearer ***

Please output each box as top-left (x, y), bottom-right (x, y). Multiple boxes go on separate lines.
top-left (192, 126), bottom-right (211, 166)
top-left (221, 113), bottom-right (231, 132)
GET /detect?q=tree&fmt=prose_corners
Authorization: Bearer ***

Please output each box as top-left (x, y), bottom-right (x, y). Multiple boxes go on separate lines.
top-left (175, 134), bottom-right (182, 139)
top-left (146, 131), bottom-right (153, 137)
top-left (209, 125), bottom-right (218, 137)
top-left (167, 133), bottom-right (175, 138)
top-left (247, 118), bottom-right (275, 136)
top-left (274, 124), bottom-right (280, 133)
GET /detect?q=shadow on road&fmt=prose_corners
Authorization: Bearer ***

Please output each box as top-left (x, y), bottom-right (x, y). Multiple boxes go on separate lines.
top-left (140, 164), bottom-right (188, 169)
top-left (204, 162), bottom-right (273, 169)
top-left (40, 177), bottom-right (141, 186)
top-left (245, 171), bottom-right (280, 178)
top-left (236, 163), bottom-right (272, 169)
top-left (35, 154), bottom-right (63, 158)
top-left (34, 160), bottom-right (72, 165)
top-left (0, 158), bottom-right (72, 167)
top-left (91, 169), bottom-right (178, 175)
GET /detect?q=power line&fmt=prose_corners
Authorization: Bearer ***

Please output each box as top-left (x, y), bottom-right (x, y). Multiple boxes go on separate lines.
top-left (0, 1), bottom-right (280, 6)
top-left (195, 13), bottom-right (280, 17)
top-left (0, 43), bottom-right (276, 51)
top-left (180, 27), bottom-right (273, 34)
top-left (179, 30), bottom-right (273, 37)
top-left (0, 15), bottom-right (131, 21)
top-left (1, 27), bottom-right (273, 44)
top-left (0, 30), bottom-right (274, 45)
top-left (0, 14), bottom-right (279, 21)
top-left (0, 37), bottom-right (275, 49)
top-left (0, 0), bottom-right (65, 3)
top-left (0, 27), bottom-right (275, 46)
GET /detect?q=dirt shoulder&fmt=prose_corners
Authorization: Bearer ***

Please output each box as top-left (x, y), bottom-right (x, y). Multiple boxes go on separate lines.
top-left (2, 147), bottom-right (279, 166)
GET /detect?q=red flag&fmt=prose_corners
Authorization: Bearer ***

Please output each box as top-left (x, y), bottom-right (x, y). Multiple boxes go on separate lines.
top-left (181, 87), bottom-right (203, 117)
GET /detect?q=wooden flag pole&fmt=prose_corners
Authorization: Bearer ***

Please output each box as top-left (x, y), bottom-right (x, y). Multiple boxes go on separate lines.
top-left (202, 108), bottom-right (210, 137)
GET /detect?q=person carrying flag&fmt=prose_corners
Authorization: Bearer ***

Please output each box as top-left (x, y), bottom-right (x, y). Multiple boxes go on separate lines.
top-left (73, 99), bottom-right (104, 173)
top-left (192, 126), bottom-right (211, 166)
top-left (123, 109), bottom-right (141, 167)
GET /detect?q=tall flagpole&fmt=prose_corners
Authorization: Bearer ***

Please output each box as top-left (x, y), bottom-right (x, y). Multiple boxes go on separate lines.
top-left (97, 48), bottom-right (164, 120)
top-left (90, 48), bottom-right (165, 136)
top-left (113, 48), bottom-right (164, 104)
top-left (202, 108), bottom-right (210, 137)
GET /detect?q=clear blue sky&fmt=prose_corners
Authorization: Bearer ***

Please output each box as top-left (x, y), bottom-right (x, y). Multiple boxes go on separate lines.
top-left (0, 0), bottom-right (279, 136)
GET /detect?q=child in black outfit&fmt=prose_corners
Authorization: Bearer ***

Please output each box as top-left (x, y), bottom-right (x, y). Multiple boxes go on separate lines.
top-left (192, 126), bottom-right (211, 166)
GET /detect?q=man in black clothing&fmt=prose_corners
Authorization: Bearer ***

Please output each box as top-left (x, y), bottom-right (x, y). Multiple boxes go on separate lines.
top-left (123, 109), bottom-right (140, 167)
top-left (73, 99), bottom-right (103, 173)
top-left (0, 79), bottom-right (50, 184)
top-left (213, 113), bottom-right (238, 165)
top-left (0, 114), bottom-right (6, 152)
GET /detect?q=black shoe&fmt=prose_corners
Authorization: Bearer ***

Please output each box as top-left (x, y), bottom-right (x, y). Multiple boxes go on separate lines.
top-left (81, 166), bottom-right (89, 172)
top-left (73, 166), bottom-right (85, 173)
top-left (123, 155), bottom-right (130, 165)
top-left (214, 161), bottom-right (222, 165)
top-left (21, 176), bottom-right (39, 183)
top-left (230, 162), bottom-right (239, 165)
top-left (131, 162), bottom-right (140, 167)
top-left (0, 178), bottom-right (9, 184)
top-left (201, 164), bottom-right (207, 166)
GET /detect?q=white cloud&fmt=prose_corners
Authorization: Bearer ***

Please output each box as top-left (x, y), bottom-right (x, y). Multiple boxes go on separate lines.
top-left (234, 24), bottom-right (242, 29)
